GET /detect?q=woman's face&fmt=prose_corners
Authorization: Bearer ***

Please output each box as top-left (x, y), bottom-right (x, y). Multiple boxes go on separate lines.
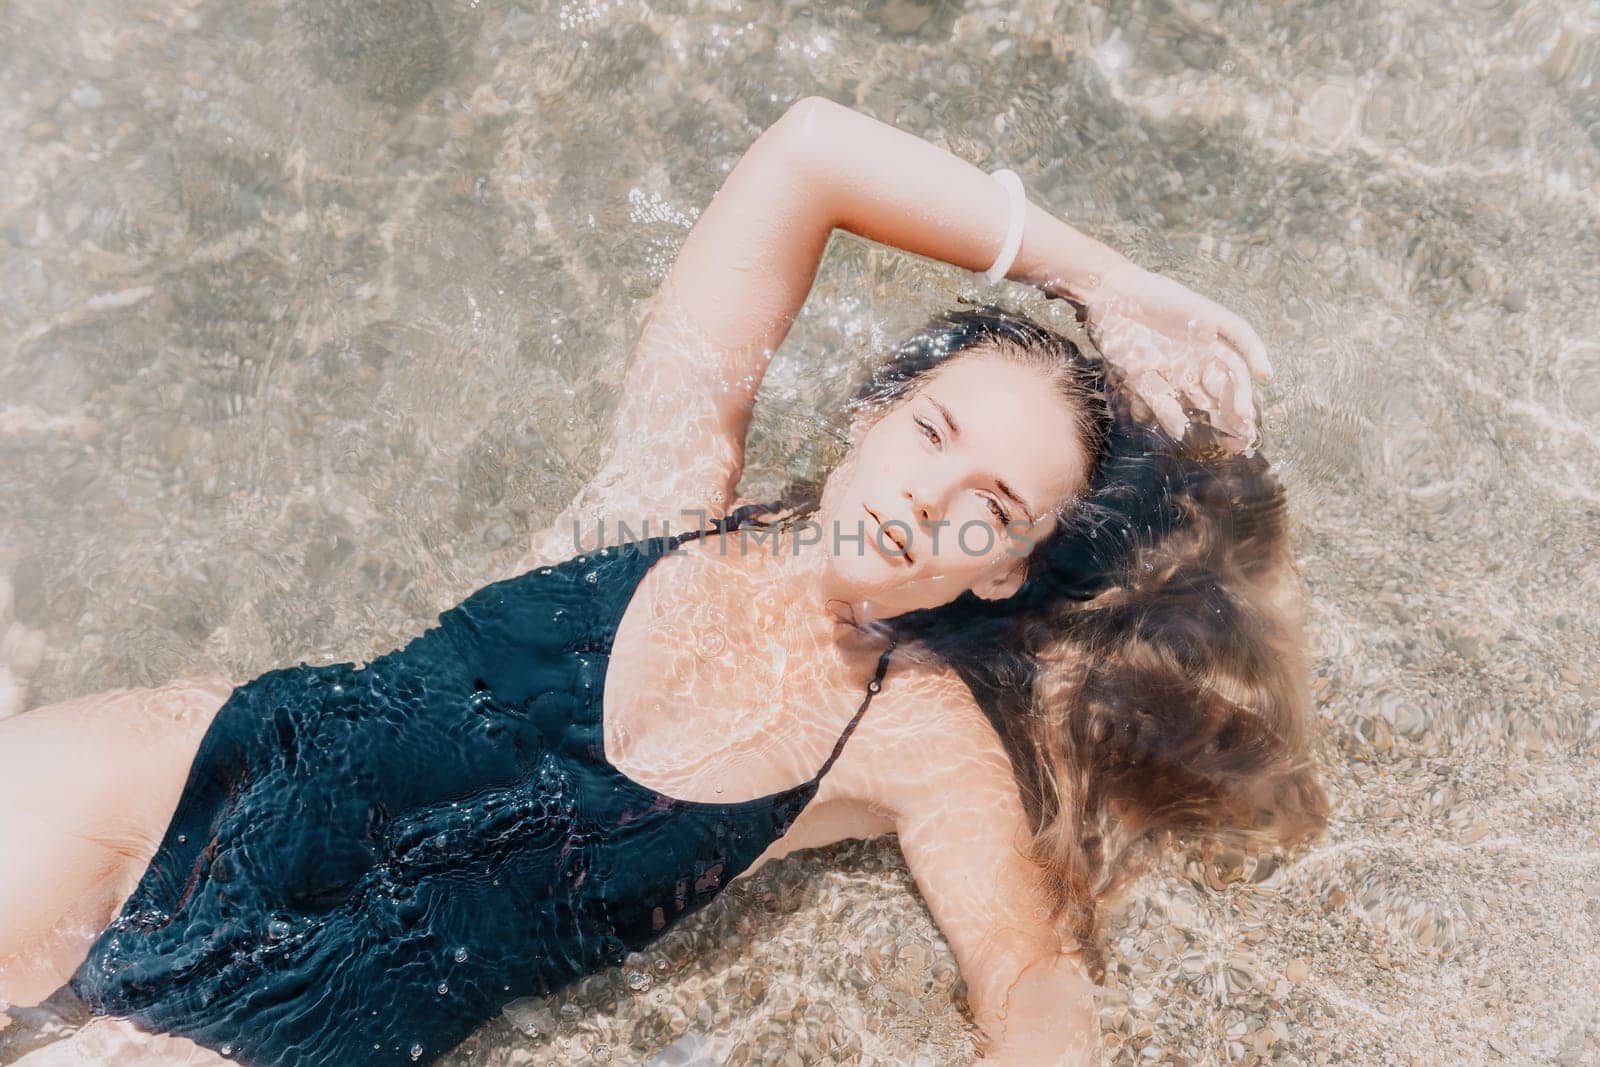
top-left (817, 350), bottom-right (1091, 620)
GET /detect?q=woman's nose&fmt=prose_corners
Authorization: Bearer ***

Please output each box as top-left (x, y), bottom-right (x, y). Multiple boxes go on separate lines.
top-left (904, 488), bottom-right (939, 526)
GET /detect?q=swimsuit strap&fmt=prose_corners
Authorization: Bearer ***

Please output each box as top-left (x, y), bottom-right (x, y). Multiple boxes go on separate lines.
top-left (670, 501), bottom-right (774, 546)
top-left (811, 640), bottom-right (896, 785)
top-left (671, 501), bottom-right (895, 788)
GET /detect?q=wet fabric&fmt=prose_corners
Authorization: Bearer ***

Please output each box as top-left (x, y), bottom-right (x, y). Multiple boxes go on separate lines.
top-left (70, 507), bottom-right (892, 1065)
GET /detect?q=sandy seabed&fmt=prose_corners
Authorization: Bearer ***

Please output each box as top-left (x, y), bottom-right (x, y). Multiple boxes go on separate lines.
top-left (1, 0), bottom-right (1596, 1063)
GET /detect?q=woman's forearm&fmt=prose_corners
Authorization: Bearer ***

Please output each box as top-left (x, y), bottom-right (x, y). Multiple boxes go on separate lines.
top-left (789, 96), bottom-right (1130, 305)
top-left (655, 96), bottom-right (1129, 366)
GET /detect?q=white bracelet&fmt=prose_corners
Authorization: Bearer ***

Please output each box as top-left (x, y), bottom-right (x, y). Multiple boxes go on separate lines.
top-left (983, 168), bottom-right (1026, 284)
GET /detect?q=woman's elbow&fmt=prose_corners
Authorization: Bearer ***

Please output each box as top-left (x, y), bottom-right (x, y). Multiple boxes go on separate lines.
top-left (784, 94), bottom-right (840, 132)
top-left (769, 95), bottom-right (845, 158)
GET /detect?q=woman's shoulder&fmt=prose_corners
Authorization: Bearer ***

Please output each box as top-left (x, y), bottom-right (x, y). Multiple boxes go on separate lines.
top-left (890, 658), bottom-right (1008, 761)
top-left (850, 651), bottom-right (1017, 816)
top-left (879, 650), bottom-right (981, 714)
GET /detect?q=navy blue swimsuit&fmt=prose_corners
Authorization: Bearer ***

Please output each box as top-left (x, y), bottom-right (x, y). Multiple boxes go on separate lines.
top-left (71, 507), bottom-right (893, 1065)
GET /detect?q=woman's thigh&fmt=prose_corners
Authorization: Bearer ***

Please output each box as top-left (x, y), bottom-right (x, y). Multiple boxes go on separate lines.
top-left (8, 1015), bottom-right (229, 1066)
top-left (0, 678), bottom-right (233, 1009)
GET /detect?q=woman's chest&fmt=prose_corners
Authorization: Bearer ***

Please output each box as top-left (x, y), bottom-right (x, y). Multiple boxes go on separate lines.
top-left (597, 547), bottom-right (878, 813)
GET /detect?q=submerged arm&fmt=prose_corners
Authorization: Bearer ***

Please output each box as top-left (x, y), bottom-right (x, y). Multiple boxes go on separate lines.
top-left (878, 689), bottom-right (1100, 1065)
top-left (645, 94), bottom-right (1268, 478)
top-left (771, 97), bottom-right (1272, 446)
top-left (653, 94), bottom-right (1134, 377)
top-left (526, 95), bottom-right (1123, 564)
top-left (526, 96), bottom-right (1264, 567)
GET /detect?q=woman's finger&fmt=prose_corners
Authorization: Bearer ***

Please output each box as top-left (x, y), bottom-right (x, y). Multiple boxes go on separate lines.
top-left (1192, 355), bottom-right (1245, 444)
top-left (1212, 344), bottom-right (1256, 423)
top-left (1192, 337), bottom-right (1250, 404)
top-left (1138, 370), bottom-right (1189, 442)
top-left (1198, 360), bottom-right (1237, 427)
top-left (1217, 307), bottom-right (1272, 380)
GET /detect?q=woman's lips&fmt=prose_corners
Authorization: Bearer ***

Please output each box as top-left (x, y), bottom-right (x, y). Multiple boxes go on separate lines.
top-left (863, 504), bottom-right (913, 564)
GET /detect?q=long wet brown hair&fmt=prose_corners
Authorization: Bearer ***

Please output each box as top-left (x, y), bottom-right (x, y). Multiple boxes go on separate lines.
top-left (750, 304), bottom-right (1328, 978)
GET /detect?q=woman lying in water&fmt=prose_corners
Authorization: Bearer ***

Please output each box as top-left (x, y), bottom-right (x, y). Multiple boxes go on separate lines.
top-left (0, 96), bottom-right (1325, 1065)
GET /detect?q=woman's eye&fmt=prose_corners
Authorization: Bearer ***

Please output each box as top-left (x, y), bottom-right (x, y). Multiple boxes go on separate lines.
top-left (915, 416), bottom-right (942, 446)
top-left (985, 496), bottom-right (1011, 525)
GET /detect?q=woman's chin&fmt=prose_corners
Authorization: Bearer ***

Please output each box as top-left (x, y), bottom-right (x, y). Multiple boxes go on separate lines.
top-left (823, 555), bottom-right (941, 620)
top-left (823, 554), bottom-right (896, 605)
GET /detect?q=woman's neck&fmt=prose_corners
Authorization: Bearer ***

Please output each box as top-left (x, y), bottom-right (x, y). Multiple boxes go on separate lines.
top-left (706, 523), bottom-right (891, 661)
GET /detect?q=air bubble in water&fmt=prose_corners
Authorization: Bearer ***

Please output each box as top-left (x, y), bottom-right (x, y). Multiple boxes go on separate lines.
top-left (410, 1044), bottom-right (424, 1061)
top-left (454, 947), bottom-right (469, 963)
top-left (437, 981), bottom-right (448, 995)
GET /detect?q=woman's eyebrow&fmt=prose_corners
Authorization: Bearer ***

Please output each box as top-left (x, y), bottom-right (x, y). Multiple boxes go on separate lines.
top-left (995, 477), bottom-right (1036, 525)
top-left (928, 395), bottom-right (1038, 524)
top-left (928, 395), bottom-right (962, 439)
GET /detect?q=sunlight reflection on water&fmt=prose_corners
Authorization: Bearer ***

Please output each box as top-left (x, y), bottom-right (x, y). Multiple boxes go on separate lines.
top-left (1, 0), bottom-right (1596, 1063)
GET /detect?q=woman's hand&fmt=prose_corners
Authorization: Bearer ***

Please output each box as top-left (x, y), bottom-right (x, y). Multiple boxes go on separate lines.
top-left (1076, 260), bottom-right (1273, 454)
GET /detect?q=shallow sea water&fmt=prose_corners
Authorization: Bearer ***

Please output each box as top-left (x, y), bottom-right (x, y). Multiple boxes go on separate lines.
top-left (1, 0), bottom-right (1597, 1064)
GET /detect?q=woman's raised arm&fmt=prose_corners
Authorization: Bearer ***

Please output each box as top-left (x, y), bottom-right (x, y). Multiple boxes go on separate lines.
top-left (770, 97), bottom-right (1272, 448)
top-left (523, 96), bottom-right (1268, 567)
top-left (654, 94), bottom-right (1125, 357)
